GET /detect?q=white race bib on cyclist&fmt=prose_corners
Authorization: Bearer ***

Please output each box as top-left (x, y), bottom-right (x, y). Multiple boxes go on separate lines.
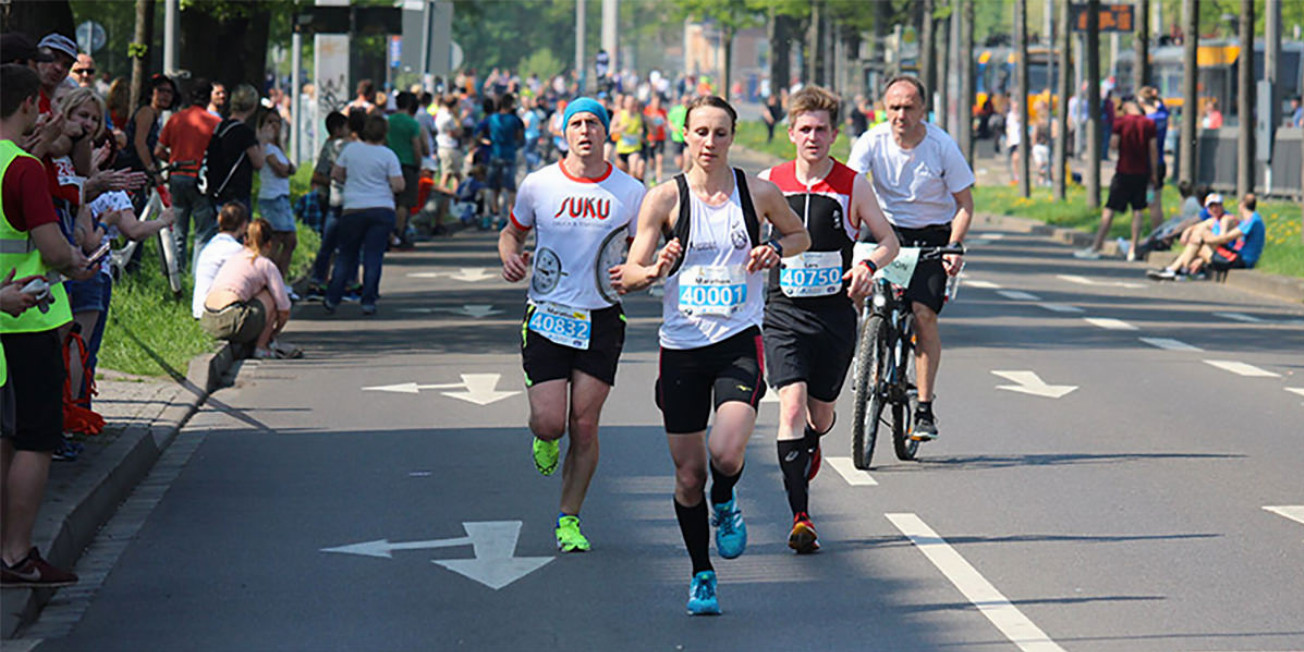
top-left (528, 302), bottom-right (592, 350)
top-left (678, 265), bottom-right (747, 317)
top-left (854, 243), bottom-right (919, 287)
top-left (778, 251), bottom-right (842, 297)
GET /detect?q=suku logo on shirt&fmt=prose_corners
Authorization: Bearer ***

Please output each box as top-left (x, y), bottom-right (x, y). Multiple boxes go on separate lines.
top-left (553, 196), bottom-right (611, 221)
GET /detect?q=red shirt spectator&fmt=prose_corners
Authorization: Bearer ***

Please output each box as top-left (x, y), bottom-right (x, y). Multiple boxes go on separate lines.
top-left (2, 155), bottom-right (60, 231)
top-left (1112, 113), bottom-right (1156, 177)
top-left (157, 104), bottom-right (220, 177)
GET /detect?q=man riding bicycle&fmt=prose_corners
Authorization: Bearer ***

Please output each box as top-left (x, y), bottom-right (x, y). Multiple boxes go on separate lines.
top-left (847, 75), bottom-right (974, 440)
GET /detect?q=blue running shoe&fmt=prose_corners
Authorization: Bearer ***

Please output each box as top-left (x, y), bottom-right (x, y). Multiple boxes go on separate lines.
top-left (711, 491), bottom-right (747, 559)
top-left (686, 570), bottom-right (720, 615)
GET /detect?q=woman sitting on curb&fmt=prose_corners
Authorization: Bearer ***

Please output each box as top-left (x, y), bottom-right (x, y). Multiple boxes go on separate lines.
top-left (201, 217), bottom-right (301, 359)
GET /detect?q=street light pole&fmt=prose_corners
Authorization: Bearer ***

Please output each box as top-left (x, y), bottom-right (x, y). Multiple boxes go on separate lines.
top-left (576, 0), bottom-right (586, 93)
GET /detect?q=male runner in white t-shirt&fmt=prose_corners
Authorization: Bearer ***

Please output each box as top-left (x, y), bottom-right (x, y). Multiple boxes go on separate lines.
top-left (847, 76), bottom-right (974, 441)
top-left (498, 98), bottom-right (646, 553)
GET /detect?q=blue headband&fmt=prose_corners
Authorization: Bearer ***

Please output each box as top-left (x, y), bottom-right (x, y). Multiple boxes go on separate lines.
top-left (562, 97), bottom-right (609, 134)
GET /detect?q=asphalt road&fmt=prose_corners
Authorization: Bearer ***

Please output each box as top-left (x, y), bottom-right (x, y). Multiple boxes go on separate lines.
top-left (26, 180), bottom-right (1304, 651)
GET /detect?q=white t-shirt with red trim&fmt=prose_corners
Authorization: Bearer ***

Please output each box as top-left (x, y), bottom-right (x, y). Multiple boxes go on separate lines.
top-left (510, 161), bottom-right (646, 310)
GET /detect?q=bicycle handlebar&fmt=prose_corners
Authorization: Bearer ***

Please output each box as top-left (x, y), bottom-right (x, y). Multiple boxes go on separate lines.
top-left (912, 242), bottom-right (966, 260)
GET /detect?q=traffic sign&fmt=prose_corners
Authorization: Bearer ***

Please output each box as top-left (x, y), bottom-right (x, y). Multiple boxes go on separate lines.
top-left (1070, 4), bottom-right (1134, 33)
top-left (76, 20), bottom-right (107, 54)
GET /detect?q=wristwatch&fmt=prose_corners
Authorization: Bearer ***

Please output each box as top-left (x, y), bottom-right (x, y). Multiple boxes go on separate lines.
top-left (765, 238), bottom-right (784, 257)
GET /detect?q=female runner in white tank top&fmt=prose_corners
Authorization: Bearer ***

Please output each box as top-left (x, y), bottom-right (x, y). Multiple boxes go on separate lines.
top-left (610, 96), bottom-right (809, 616)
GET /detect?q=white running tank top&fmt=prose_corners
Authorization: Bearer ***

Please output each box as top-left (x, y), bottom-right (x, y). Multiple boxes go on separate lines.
top-left (659, 179), bottom-right (764, 350)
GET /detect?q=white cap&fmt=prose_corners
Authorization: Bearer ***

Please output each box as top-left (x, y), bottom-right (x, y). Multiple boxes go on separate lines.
top-left (1204, 193), bottom-right (1224, 207)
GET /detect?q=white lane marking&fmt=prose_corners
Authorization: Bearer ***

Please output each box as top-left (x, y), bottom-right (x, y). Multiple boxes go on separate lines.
top-left (1139, 337), bottom-right (1204, 352)
top-left (992, 370), bottom-right (1078, 398)
top-left (1264, 506), bottom-right (1304, 528)
top-left (997, 290), bottom-right (1041, 301)
top-left (1084, 317), bottom-right (1138, 331)
top-left (1057, 274), bottom-right (1144, 289)
top-left (1286, 388), bottom-right (1304, 400)
top-left (827, 456), bottom-right (879, 486)
top-left (1203, 360), bottom-right (1281, 378)
top-left (1038, 303), bottom-right (1085, 313)
top-left (1215, 312), bottom-right (1263, 323)
top-left (966, 280), bottom-right (1003, 290)
top-left (974, 232), bottom-right (1006, 241)
top-left (887, 513), bottom-right (1066, 652)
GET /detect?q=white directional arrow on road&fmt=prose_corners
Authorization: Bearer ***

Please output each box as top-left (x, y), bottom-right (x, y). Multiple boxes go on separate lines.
top-left (434, 521), bottom-right (554, 590)
top-left (992, 370), bottom-right (1078, 399)
top-left (400, 305), bottom-right (503, 318)
top-left (363, 373), bottom-right (520, 405)
top-left (1056, 274), bottom-right (1143, 289)
top-left (406, 268), bottom-right (496, 282)
top-left (322, 520), bottom-right (553, 590)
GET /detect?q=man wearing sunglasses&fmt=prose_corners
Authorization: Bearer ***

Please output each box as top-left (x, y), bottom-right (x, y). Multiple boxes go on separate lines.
top-left (69, 54), bottom-right (95, 89)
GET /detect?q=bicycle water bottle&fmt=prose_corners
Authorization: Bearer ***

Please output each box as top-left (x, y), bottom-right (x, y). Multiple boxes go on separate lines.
top-left (945, 261), bottom-right (965, 303)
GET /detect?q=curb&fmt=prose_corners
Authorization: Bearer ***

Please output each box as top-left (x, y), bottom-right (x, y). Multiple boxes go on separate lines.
top-left (1, 343), bottom-right (238, 639)
top-left (976, 212), bottom-right (1304, 304)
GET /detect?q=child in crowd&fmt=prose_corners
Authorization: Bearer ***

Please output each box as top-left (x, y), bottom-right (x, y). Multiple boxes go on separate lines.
top-left (454, 164), bottom-right (488, 227)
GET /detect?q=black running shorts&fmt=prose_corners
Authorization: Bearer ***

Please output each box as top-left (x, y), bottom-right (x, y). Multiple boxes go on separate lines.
top-left (763, 301), bottom-right (857, 402)
top-left (1, 330), bottom-right (66, 452)
top-left (521, 303), bottom-right (625, 387)
top-left (894, 224), bottom-right (952, 315)
top-left (657, 327), bottom-right (767, 434)
top-left (1106, 172), bottom-right (1150, 212)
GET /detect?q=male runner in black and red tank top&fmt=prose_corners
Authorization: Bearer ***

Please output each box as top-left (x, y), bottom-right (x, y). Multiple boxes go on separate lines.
top-left (759, 86), bottom-right (899, 554)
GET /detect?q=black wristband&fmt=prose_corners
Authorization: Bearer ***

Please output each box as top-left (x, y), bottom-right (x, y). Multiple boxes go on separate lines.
top-left (860, 259), bottom-right (878, 274)
top-left (766, 238), bottom-right (783, 257)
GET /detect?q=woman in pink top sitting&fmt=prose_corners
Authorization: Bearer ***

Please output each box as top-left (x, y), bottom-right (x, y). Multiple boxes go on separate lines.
top-left (201, 218), bottom-right (299, 359)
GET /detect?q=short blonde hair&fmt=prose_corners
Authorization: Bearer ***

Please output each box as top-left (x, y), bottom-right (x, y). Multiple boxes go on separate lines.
top-left (787, 85), bottom-right (840, 124)
top-left (229, 84), bottom-right (259, 114)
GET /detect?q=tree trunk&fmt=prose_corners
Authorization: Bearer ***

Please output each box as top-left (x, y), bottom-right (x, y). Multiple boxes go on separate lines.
top-left (1179, 0), bottom-right (1198, 186)
top-left (2, 0), bottom-right (75, 37)
top-left (1236, 0), bottom-right (1254, 196)
top-left (769, 11), bottom-right (791, 96)
top-left (959, 0), bottom-right (975, 165)
top-left (1055, 0), bottom-right (1071, 199)
top-left (1016, 0), bottom-right (1031, 197)
top-left (920, 0), bottom-right (934, 106)
top-left (179, 4), bottom-right (270, 99)
top-left (1134, 0), bottom-right (1150, 89)
top-left (1086, 0), bottom-right (1101, 208)
top-left (722, 26), bottom-right (734, 103)
top-left (130, 0), bottom-right (150, 117)
top-left (807, 0), bottom-right (823, 86)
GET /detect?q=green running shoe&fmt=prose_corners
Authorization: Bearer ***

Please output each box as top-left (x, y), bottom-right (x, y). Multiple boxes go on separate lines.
top-left (555, 515), bottom-right (591, 552)
top-left (533, 437), bottom-right (559, 476)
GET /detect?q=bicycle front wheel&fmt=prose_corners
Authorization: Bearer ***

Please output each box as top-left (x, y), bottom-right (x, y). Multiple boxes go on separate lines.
top-left (892, 314), bottom-right (921, 461)
top-left (852, 314), bottom-right (889, 470)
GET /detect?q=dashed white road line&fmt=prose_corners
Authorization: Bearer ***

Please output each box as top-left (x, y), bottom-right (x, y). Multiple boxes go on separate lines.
top-left (1057, 274), bottom-right (1144, 289)
top-left (997, 290), bottom-right (1041, 301)
top-left (827, 456), bottom-right (879, 486)
top-left (1139, 337), bottom-right (1204, 352)
top-left (965, 279), bottom-right (1003, 290)
top-left (887, 513), bottom-right (1066, 652)
top-left (1038, 303), bottom-right (1085, 314)
top-left (1203, 360), bottom-right (1281, 378)
top-left (1283, 388), bottom-right (1304, 401)
top-left (1084, 317), bottom-right (1138, 331)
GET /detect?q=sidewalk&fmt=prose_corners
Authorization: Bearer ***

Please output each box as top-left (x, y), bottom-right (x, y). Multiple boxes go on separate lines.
top-left (1, 344), bottom-right (237, 639)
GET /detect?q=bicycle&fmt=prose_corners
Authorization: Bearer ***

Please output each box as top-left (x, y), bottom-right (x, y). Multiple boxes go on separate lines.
top-left (850, 242), bottom-right (965, 470)
top-left (109, 161), bottom-right (190, 297)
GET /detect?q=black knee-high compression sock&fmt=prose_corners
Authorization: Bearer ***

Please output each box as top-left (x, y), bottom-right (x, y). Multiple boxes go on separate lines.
top-left (777, 439), bottom-right (809, 516)
top-left (804, 414), bottom-right (836, 451)
top-left (709, 461), bottom-right (743, 505)
top-left (674, 498), bottom-right (713, 575)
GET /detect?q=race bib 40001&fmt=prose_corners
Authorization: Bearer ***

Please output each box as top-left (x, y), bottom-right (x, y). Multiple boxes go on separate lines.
top-left (778, 250), bottom-right (842, 297)
top-left (528, 302), bottom-right (592, 350)
top-left (678, 265), bottom-right (747, 317)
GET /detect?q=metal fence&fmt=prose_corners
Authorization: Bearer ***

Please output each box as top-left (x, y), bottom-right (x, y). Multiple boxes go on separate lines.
top-left (1187, 127), bottom-right (1304, 199)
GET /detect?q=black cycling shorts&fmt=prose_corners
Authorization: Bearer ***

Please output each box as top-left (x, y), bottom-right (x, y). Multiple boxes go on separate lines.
top-left (894, 224), bottom-right (952, 315)
top-left (1, 330), bottom-right (66, 452)
top-left (657, 327), bottom-right (767, 434)
top-left (764, 301), bottom-right (857, 402)
top-left (521, 303), bottom-right (625, 387)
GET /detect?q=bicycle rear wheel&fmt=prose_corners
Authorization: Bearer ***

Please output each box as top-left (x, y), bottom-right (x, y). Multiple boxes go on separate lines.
top-left (892, 314), bottom-right (921, 461)
top-left (852, 314), bottom-right (889, 470)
